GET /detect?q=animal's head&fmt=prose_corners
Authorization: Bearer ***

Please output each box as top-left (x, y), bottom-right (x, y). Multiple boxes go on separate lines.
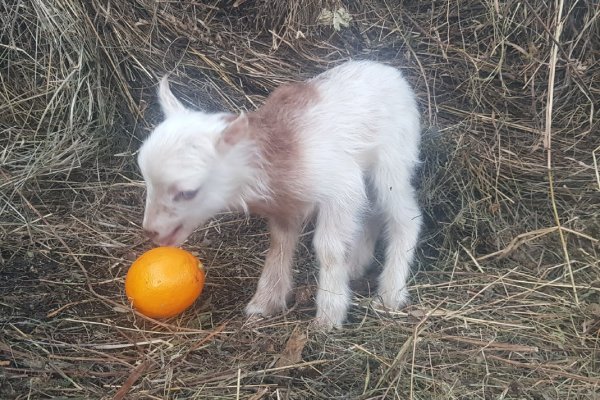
top-left (138, 77), bottom-right (253, 246)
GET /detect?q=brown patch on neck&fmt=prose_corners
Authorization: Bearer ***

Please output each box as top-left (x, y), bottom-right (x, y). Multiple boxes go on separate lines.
top-left (245, 82), bottom-right (320, 224)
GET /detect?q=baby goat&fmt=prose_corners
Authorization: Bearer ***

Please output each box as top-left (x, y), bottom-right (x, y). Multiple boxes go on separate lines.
top-left (138, 60), bottom-right (422, 328)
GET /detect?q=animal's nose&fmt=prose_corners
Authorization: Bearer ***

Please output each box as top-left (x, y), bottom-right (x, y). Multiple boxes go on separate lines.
top-left (143, 229), bottom-right (159, 240)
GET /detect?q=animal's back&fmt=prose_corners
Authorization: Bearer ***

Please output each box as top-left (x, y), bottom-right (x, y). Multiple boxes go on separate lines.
top-left (300, 61), bottom-right (421, 192)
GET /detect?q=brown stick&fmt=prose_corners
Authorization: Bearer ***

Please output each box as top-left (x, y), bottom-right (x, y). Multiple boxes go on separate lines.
top-left (113, 359), bottom-right (150, 400)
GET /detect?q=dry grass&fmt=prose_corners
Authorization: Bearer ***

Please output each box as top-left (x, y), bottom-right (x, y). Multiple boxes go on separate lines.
top-left (1, 0), bottom-right (599, 399)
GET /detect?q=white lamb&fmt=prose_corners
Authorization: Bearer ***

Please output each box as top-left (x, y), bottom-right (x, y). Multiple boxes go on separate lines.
top-left (138, 60), bottom-right (422, 328)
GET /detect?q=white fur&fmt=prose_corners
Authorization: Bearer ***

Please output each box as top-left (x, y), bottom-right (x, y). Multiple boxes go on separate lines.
top-left (138, 61), bottom-right (422, 328)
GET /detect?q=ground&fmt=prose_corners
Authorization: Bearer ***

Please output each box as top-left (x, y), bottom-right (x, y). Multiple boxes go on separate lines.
top-left (1, 1), bottom-right (599, 399)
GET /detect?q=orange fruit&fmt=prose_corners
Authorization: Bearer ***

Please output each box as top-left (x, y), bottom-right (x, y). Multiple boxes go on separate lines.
top-left (125, 247), bottom-right (205, 318)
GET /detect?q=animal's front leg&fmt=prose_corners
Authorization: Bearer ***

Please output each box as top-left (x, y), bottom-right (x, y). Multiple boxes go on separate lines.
top-left (245, 218), bottom-right (301, 316)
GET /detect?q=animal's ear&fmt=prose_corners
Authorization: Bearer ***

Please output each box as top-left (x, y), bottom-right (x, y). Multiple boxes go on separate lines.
top-left (219, 112), bottom-right (249, 148)
top-left (158, 76), bottom-right (186, 117)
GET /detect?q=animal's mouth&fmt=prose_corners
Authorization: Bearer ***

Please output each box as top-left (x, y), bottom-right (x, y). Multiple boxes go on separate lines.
top-left (156, 224), bottom-right (183, 246)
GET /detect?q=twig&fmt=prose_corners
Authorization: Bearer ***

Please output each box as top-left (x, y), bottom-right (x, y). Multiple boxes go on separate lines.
top-left (487, 355), bottom-right (600, 385)
top-left (543, 0), bottom-right (578, 305)
top-left (113, 359), bottom-right (151, 400)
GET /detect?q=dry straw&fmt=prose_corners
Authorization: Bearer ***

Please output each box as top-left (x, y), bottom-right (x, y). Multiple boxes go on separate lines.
top-left (1, 0), bottom-right (598, 399)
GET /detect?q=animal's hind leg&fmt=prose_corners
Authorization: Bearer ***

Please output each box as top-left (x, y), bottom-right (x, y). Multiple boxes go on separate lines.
top-left (347, 209), bottom-right (383, 280)
top-left (372, 165), bottom-right (422, 310)
top-left (313, 168), bottom-right (368, 329)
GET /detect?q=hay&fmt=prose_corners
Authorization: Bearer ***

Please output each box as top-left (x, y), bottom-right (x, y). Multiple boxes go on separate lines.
top-left (1, 0), bottom-right (599, 398)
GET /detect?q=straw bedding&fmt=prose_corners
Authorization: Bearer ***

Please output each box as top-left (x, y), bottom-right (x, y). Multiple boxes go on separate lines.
top-left (1, 0), bottom-right (599, 398)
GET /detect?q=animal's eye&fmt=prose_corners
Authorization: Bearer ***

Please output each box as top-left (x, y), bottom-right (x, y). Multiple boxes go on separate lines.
top-left (173, 189), bottom-right (199, 202)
